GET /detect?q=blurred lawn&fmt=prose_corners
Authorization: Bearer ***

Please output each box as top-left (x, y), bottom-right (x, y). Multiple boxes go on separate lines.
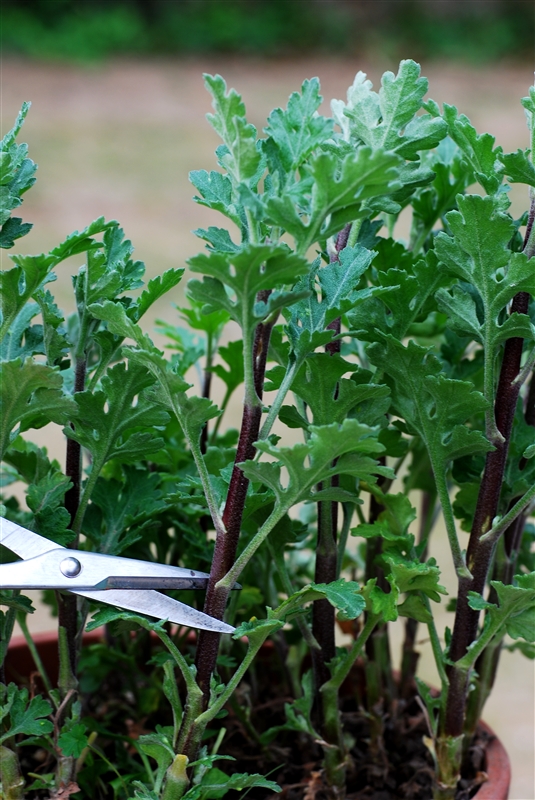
top-left (2, 55), bottom-right (534, 799)
top-left (2, 0), bottom-right (533, 64)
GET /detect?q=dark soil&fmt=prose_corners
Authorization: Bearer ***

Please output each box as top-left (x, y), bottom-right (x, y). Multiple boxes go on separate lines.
top-left (14, 634), bottom-right (492, 799)
top-left (219, 648), bottom-right (492, 800)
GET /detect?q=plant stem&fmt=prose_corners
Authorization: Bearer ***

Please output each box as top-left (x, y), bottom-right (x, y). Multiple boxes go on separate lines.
top-left (336, 503), bottom-right (353, 578)
top-left (0, 745), bottom-right (25, 800)
top-left (200, 331), bottom-right (214, 455)
top-left (267, 539), bottom-right (320, 653)
top-left (58, 356), bottom-right (86, 678)
top-left (320, 613), bottom-right (380, 789)
top-left (258, 355), bottom-right (300, 441)
top-left (192, 296), bottom-right (277, 717)
top-left (465, 366), bottom-right (535, 740)
top-left (180, 623), bottom-right (277, 760)
top-left (400, 489), bottom-right (436, 696)
top-left (444, 286), bottom-right (530, 740)
top-left (0, 598), bottom-right (18, 681)
top-left (15, 612), bottom-right (54, 701)
top-left (312, 226), bottom-right (351, 695)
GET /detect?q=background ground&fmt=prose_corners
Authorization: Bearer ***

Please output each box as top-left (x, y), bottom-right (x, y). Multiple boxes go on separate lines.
top-left (1, 55), bottom-right (534, 799)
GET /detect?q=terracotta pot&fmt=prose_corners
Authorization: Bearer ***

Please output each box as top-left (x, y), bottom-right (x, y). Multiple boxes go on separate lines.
top-left (6, 632), bottom-right (511, 799)
top-left (4, 630), bottom-right (104, 686)
top-left (473, 720), bottom-right (510, 800)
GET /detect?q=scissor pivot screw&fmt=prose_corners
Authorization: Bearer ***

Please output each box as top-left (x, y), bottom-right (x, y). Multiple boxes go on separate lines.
top-left (60, 557), bottom-right (82, 578)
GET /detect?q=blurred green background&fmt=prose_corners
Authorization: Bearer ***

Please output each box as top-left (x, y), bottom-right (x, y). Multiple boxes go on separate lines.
top-left (2, 0), bottom-right (534, 64)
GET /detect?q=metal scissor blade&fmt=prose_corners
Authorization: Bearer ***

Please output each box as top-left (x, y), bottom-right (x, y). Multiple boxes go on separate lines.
top-left (0, 517), bottom-right (64, 559)
top-left (75, 588), bottom-right (235, 634)
top-left (0, 547), bottom-right (214, 591)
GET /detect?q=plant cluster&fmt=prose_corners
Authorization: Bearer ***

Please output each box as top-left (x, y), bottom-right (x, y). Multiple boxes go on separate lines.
top-left (1, 60), bottom-right (534, 800)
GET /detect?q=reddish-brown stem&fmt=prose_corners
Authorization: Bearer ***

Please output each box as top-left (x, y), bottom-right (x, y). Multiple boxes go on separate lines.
top-left (311, 226), bottom-right (350, 691)
top-left (63, 357), bottom-right (86, 545)
top-left (445, 289), bottom-right (530, 737)
top-left (524, 365), bottom-right (535, 427)
top-left (467, 365), bottom-right (535, 736)
top-left (193, 293), bottom-right (277, 709)
top-left (199, 368), bottom-right (213, 455)
top-left (59, 356), bottom-right (86, 674)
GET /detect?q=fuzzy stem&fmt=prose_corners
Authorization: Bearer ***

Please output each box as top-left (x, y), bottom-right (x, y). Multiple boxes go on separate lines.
top-left (258, 355), bottom-right (300, 441)
top-left (200, 332), bottom-right (214, 455)
top-left (320, 611), bottom-right (381, 789)
top-left (181, 623), bottom-right (277, 759)
top-left (191, 296), bottom-right (276, 729)
top-left (465, 365), bottom-right (535, 740)
top-left (312, 226), bottom-right (349, 694)
top-left (267, 539), bottom-right (320, 653)
top-left (444, 288), bottom-right (530, 740)
top-left (336, 503), bottom-right (353, 578)
top-left (400, 489), bottom-right (436, 696)
top-left (15, 612), bottom-right (54, 701)
top-left (0, 746), bottom-right (25, 800)
top-left (0, 597), bottom-right (18, 680)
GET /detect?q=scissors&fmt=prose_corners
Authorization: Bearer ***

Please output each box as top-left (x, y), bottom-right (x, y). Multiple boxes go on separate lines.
top-left (0, 517), bottom-right (235, 634)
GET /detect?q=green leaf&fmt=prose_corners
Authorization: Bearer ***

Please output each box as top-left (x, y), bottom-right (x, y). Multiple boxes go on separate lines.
top-left (183, 768), bottom-right (280, 799)
top-left (187, 242), bottom-right (310, 330)
top-left (0, 359), bottom-right (77, 459)
top-left (87, 298), bottom-right (155, 350)
top-left (0, 302), bottom-right (44, 362)
top-left (131, 268), bottom-right (185, 322)
top-left (465, 573), bottom-right (535, 657)
top-left (204, 74), bottom-right (262, 184)
top-left (274, 579), bottom-right (366, 623)
top-left (398, 594), bottom-right (433, 624)
top-left (1, 217), bottom-right (115, 341)
top-left (266, 148), bottom-right (403, 254)
top-left (367, 580), bottom-right (400, 622)
top-left (57, 723), bottom-right (89, 758)
top-left (435, 194), bottom-right (535, 407)
top-left (440, 103), bottom-right (502, 194)
top-left (288, 353), bottom-right (390, 426)
top-left (232, 616), bottom-right (284, 644)
top-left (121, 347), bottom-right (221, 454)
top-left (264, 78), bottom-right (333, 173)
top-left (26, 471), bottom-right (73, 545)
top-left (0, 216), bottom-right (32, 249)
top-left (83, 466), bottom-right (167, 555)
top-left (0, 685), bottom-right (53, 745)
top-left (209, 340), bottom-right (244, 396)
top-left (194, 226), bottom-right (239, 254)
top-left (341, 61), bottom-right (447, 159)
top-left (499, 573), bottom-right (535, 642)
top-left (0, 593), bottom-right (35, 614)
top-left (410, 144), bottom-right (472, 249)
top-left (34, 288), bottom-right (69, 366)
top-left (0, 103), bottom-right (36, 245)
top-left (1, 437), bottom-right (58, 486)
top-left (367, 336), bottom-right (492, 470)
top-left (86, 605), bottom-right (167, 635)
top-left (386, 556), bottom-right (447, 602)
top-left (524, 443), bottom-right (535, 460)
top-left (64, 361), bottom-right (169, 471)
top-left (240, 418), bottom-right (389, 511)
top-left (190, 170), bottom-right (241, 225)
top-left (498, 148), bottom-right (535, 188)
top-left (285, 245), bottom-right (377, 360)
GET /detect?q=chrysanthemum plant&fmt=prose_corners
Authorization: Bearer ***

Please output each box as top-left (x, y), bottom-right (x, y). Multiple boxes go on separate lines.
top-left (1, 60), bottom-right (534, 800)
